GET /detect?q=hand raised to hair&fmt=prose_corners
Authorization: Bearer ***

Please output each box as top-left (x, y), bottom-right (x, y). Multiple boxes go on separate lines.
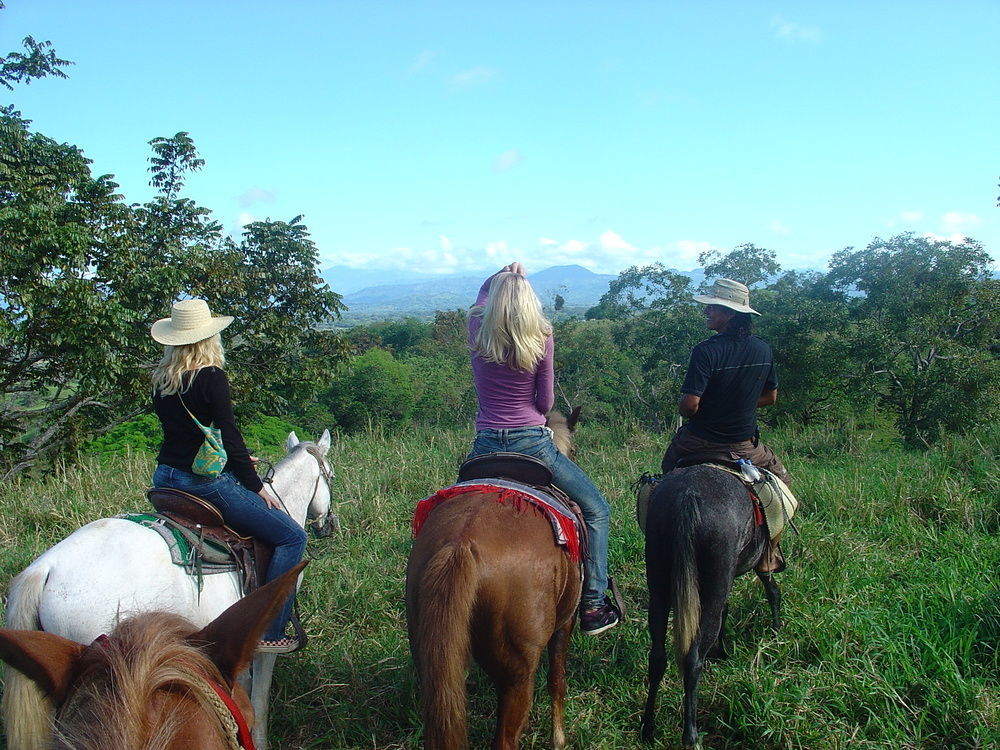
top-left (502, 262), bottom-right (527, 277)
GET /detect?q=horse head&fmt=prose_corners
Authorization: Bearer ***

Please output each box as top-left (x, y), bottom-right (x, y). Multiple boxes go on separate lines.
top-left (546, 406), bottom-right (582, 459)
top-left (0, 563), bottom-right (305, 750)
top-left (285, 429), bottom-right (337, 538)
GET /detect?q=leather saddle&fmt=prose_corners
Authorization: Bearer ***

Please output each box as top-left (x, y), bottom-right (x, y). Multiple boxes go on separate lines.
top-left (458, 452), bottom-right (553, 486)
top-left (456, 452), bottom-right (588, 553)
top-left (146, 488), bottom-right (272, 594)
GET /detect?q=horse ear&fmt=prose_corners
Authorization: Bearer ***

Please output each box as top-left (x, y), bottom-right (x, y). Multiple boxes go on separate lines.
top-left (0, 629), bottom-right (86, 703)
top-left (188, 561), bottom-right (307, 683)
top-left (286, 431), bottom-right (300, 452)
top-left (317, 429), bottom-right (331, 453)
top-left (567, 406), bottom-right (582, 431)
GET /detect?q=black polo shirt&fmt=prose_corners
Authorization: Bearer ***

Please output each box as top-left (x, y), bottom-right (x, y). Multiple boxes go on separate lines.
top-left (680, 333), bottom-right (777, 443)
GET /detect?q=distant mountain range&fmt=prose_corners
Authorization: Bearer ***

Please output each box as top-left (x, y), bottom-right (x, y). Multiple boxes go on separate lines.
top-left (320, 264), bottom-right (705, 323)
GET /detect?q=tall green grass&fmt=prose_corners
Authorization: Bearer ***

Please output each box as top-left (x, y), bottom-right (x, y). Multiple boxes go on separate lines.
top-left (1, 421), bottom-right (998, 749)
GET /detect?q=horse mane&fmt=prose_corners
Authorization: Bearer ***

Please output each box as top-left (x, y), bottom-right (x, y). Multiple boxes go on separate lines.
top-left (545, 410), bottom-right (573, 457)
top-left (54, 612), bottom-right (229, 750)
top-left (273, 439), bottom-right (322, 471)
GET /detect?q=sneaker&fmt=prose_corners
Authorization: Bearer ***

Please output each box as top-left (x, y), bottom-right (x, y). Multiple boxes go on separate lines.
top-left (579, 599), bottom-right (621, 635)
top-left (257, 636), bottom-right (301, 654)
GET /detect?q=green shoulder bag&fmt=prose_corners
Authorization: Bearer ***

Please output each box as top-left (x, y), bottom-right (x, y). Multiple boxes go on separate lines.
top-left (178, 395), bottom-right (227, 478)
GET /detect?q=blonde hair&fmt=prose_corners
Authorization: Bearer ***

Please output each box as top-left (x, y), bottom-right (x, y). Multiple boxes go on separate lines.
top-left (470, 272), bottom-right (552, 372)
top-left (151, 335), bottom-right (225, 396)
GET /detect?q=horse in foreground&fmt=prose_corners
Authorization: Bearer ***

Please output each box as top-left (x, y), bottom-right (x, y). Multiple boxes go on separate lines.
top-left (3, 431), bottom-right (335, 750)
top-left (406, 410), bottom-right (584, 749)
top-left (0, 562), bottom-right (304, 750)
top-left (641, 465), bottom-right (782, 749)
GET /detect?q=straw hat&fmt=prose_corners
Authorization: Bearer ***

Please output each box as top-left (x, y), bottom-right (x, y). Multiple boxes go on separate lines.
top-left (693, 278), bottom-right (760, 315)
top-left (150, 299), bottom-right (234, 345)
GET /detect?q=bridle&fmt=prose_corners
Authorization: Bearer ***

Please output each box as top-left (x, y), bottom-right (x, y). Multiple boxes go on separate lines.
top-left (259, 443), bottom-right (335, 532)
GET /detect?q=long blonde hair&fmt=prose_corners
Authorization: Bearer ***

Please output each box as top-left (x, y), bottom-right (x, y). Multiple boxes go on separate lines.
top-left (470, 272), bottom-right (552, 372)
top-left (151, 335), bottom-right (225, 396)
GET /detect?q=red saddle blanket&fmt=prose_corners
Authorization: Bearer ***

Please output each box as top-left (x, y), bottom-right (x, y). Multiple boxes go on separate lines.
top-left (412, 480), bottom-right (583, 563)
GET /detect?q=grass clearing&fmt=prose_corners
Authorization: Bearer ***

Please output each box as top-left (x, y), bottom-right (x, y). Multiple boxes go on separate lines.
top-left (1, 421), bottom-right (998, 748)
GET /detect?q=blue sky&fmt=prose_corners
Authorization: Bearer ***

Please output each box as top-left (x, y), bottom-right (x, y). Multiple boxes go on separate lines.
top-left (3, 1), bottom-right (998, 278)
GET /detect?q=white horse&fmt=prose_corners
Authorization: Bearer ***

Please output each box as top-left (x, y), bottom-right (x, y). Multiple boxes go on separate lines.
top-left (2, 430), bottom-right (335, 750)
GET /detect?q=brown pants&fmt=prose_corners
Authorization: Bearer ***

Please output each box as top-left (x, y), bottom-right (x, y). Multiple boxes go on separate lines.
top-left (661, 425), bottom-right (791, 573)
top-left (660, 424), bottom-right (792, 485)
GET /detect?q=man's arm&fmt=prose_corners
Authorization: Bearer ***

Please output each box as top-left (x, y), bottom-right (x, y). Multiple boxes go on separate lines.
top-left (758, 388), bottom-right (777, 407)
top-left (678, 393), bottom-right (701, 418)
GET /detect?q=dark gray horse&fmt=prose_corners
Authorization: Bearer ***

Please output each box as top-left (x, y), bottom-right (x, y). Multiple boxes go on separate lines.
top-left (640, 465), bottom-right (782, 749)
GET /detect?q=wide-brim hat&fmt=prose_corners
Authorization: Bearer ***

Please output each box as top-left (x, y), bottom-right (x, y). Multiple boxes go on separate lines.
top-left (150, 299), bottom-right (234, 345)
top-left (693, 278), bottom-right (760, 315)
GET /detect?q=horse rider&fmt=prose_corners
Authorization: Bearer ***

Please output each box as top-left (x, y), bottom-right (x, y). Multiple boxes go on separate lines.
top-left (150, 299), bottom-right (307, 653)
top-left (660, 278), bottom-right (791, 573)
top-left (466, 262), bottom-right (621, 635)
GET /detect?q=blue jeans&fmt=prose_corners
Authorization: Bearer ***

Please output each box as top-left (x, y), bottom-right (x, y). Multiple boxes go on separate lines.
top-left (152, 465), bottom-right (308, 640)
top-left (467, 426), bottom-right (611, 608)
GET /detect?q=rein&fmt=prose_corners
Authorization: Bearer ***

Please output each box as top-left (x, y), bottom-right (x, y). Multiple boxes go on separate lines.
top-left (258, 444), bottom-right (334, 532)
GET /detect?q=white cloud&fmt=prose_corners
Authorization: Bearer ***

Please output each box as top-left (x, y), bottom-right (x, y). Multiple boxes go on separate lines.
top-left (449, 67), bottom-right (499, 90)
top-left (493, 148), bottom-right (523, 172)
top-left (941, 211), bottom-right (980, 231)
top-left (923, 231), bottom-right (973, 244)
top-left (886, 210), bottom-right (925, 228)
top-left (771, 15), bottom-right (822, 42)
top-left (408, 50), bottom-right (437, 75)
top-left (237, 188), bottom-right (276, 208)
top-left (325, 232), bottom-right (721, 277)
top-left (238, 212), bottom-right (257, 226)
top-left (769, 220), bottom-right (792, 236)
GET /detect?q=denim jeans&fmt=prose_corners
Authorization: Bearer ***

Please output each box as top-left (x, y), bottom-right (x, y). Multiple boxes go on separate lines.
top-left (467, 426), bottom-right (611, 608)
top-left (152, 464), bottom-right (308, 640)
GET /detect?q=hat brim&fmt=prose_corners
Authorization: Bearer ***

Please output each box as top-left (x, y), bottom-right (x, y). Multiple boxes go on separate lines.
top-left (692, 294), bottom-right (760, 315)
top-left (150, 315), bottom-right (234, 345)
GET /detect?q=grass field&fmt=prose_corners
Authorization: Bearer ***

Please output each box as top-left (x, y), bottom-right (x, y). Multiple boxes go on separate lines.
top-left (1, 418), bottom-right (999, 749)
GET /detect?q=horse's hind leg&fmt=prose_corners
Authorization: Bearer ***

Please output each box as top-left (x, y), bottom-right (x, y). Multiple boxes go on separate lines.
top-left (492, 667), bottom-right (537, 750)
top-left (756, 571), bottom-right (782, 630)
top-left (640, 588), bottom-right (669, 744)
top-left (681, 639), bottom-right (705, 749)
top-left (706, 601), bottom-right (729, 659)
top-left (546, 621), bottom-right (572, 750)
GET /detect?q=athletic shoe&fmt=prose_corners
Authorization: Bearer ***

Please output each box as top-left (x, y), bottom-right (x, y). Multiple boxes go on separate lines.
top-left (579, 599), bottom-right (621, 635)
top-left (257, 636), bottom-right (301, 654)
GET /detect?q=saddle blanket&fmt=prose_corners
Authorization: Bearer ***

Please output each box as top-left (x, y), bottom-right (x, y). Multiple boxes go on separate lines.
top-left (633, 466), bottom-right (798, 540)
top-left (119, 513), bottom-right (238, 575)
top-left (412, 479), bottom-right (582, 562)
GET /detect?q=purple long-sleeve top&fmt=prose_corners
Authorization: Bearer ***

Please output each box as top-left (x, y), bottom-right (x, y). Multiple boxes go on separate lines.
top-left (469, 272), bottom-right (555, 430)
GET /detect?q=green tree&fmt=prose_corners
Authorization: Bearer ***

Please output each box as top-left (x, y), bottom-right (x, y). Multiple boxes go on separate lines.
top-left (322, 348), bottom-right (415, 431)
top-left (827, 233), bottom-right (1000, 444)
top-left (0, 32), bottom-right (347, 476)
top-left (698, 242), bottom-right (780, 288)
top-left (585, 263), bottom-right (692, 320)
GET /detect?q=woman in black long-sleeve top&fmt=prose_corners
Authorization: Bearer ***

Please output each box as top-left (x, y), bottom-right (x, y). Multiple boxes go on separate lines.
top-left (150, 299), bottom-right (306, 654)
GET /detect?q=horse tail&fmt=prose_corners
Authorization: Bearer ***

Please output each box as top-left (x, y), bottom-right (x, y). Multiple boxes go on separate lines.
top-left (2, 565), bottom-right (55, 750)
top-left (415, 541), bottom-right (477, 750)
top-left (671, 487), bottom-right (701, 666)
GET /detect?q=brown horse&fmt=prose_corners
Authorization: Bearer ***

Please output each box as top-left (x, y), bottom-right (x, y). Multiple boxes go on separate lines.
top-left (406, 410), bottom-right (584, 750)
top-left (0, 562), bottom-right (305, 750)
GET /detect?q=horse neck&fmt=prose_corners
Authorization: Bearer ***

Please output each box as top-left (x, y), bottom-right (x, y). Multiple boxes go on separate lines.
top-left (268, 446), bottom-right (320, 527)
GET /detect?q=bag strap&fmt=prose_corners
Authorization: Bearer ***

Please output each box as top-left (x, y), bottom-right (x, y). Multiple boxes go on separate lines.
top-left (177, 393), bottom-right (213, 434)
